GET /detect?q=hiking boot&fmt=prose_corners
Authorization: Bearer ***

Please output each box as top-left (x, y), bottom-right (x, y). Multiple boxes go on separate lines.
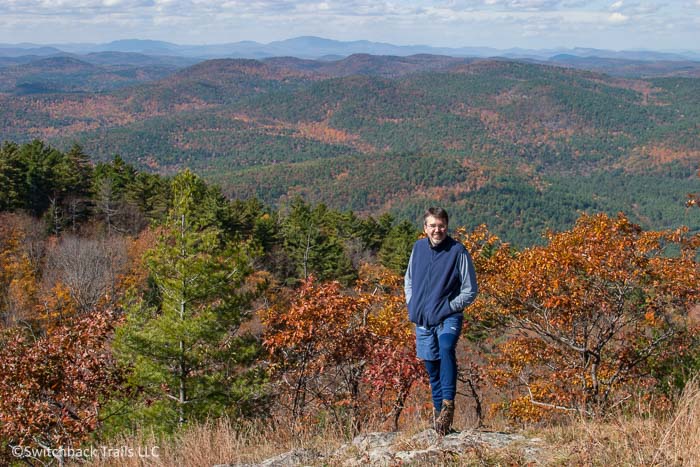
top-left (435, 399), bottom-right (455, 435)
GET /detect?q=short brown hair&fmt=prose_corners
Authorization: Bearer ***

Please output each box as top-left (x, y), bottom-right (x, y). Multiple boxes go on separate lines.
top-left (423, 207), bottom-right (449, 226)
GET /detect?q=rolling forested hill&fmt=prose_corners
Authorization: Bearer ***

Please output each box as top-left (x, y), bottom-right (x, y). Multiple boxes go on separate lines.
top-left (1, 54), bottom-right (698, 245)
top-left (0, 56), bottom-right (184, 94)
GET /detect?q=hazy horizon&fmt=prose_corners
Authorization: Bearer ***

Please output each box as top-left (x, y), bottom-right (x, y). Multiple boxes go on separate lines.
top-left (0, 37), bottom-right (695, 53)
top-left (1, 1), bottom-right (699, 53)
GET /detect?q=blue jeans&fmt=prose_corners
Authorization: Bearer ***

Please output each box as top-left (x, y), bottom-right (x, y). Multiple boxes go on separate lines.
top-left (415, 314), bottom-right (463, 411)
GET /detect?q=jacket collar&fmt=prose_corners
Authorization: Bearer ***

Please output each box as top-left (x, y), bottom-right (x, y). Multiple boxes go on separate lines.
top-left (428, 235), bottom-right (452, 250)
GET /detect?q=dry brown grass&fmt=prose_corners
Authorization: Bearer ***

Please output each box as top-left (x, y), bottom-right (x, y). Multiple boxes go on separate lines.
top-left (84, 417), bottom-right (353, 467)
top-left (539, 377), bottom-right (700, 466)
top-left (76, 377), bottom-right (700, 466)
top-left (654, 378), bottom-right (700, 465)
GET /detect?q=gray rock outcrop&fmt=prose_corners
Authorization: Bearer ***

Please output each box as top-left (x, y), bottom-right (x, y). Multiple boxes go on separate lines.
top-left (217, 428), bottom-right (542, 466)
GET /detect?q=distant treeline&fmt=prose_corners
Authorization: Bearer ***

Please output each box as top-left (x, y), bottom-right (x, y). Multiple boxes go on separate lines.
top-left (2, 139), bottom-right (697, 250)
top-left (0, 139), bottom-right (420, 282)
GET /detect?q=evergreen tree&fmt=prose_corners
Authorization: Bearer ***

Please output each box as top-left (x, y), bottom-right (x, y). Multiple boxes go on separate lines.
top-left (113, 170), bottom-right (267, 432)
top-left (56, 143), bottom-right (94, 232)
top-left (63, 143), bottom-right (94, 199)
top-left (0, 142), bottom-right (24, 212)
top-left (280, 197), bottom-right (356, 285)
top-left (20, 140), bottom-right (65, 217)
top-left (93, 155), bottom-right (146, 234)
top-left (378, 220), bottom-right (419, 275)
top-left (0, 141), bottom-right (96, 233)
top-left (93, 155), bottom-right (137, 199)
top-left (358, 212), bottom-right (395, 253)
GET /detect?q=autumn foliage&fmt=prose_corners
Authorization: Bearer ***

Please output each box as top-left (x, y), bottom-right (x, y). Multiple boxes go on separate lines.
top-left (463, 213), bottom-right (700, 421)
top-left (0, 213), bottom-right (39, 327)
top-left (262, 264), bottom-right (423, 433)
top-left (0, 310), bottom-right (124, 460)
top-left (1, 143), bottom-right (699, 460)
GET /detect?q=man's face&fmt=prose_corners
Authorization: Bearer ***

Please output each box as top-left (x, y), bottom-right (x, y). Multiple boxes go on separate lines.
top-left (423, 215), bottom-right (447, 246)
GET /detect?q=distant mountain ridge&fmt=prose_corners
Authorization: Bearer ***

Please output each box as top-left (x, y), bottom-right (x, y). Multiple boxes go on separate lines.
top-left (0, 53), bottom-right (184, 94)
top-left (3, 37), bottom-right (700, 84)
top-left (2, 36), bottom-right (699, 62)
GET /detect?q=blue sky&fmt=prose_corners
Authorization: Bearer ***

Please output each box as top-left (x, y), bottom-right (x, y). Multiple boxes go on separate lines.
top-left (1, 0), bottom-right (699, 51)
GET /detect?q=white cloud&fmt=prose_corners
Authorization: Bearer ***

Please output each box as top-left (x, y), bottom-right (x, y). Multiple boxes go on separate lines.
top-left (608, 11), bottom-right (629, 22)
top-left (472, 0), bottom-right (588, 10)
top-left (0, 0), bottom-right (697, 51)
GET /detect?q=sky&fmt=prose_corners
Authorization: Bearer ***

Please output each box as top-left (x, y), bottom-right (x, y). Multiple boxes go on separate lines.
top-left (1, 0), bottom-right (699, 51)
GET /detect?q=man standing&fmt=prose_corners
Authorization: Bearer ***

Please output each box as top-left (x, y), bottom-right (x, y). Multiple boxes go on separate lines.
top-left (404, 207), bottom-right (478, 435)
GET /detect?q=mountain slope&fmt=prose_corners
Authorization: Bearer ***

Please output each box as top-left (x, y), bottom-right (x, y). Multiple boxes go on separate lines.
top-left (0, 55), bottom-right (697, 245)
top-left (0, 55), bottom-right (181, 94)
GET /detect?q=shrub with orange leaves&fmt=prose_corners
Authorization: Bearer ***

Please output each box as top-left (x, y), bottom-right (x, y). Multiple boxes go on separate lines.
top-left (357, 264), bottom-right (424, 431)
top-left (262, 265), bottom-right (423, 433)
top-left (465, 213), bottom-right (699, 421)
top-left (0, 213), bottom-right (39, 328)
top-left (35, 281), bottom-right (78, 328)
top-left (115, 227), bottom-right (157, 299)
top-left (262, 277), bottom-right (371, 433)
top-left (0, 309), bottom-right (125, 464)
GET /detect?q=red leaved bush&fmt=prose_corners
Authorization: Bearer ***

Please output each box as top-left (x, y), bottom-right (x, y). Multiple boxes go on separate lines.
top-left (0, 309), bottom-right (125, 457)
top-left (262, 266), bottom-right (423, 433)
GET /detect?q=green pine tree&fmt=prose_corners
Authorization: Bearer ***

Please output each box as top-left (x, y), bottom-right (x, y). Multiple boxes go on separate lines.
top-left (113, 170), bottom-right (267, 433)
top-left (378, 220), bottom-right (419, 275)
top-left (280, 197), bottom-right (356, 285)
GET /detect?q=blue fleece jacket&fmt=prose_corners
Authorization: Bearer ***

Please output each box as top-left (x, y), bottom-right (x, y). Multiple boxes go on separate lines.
top-left (404, 236), bottom-right (478, 327)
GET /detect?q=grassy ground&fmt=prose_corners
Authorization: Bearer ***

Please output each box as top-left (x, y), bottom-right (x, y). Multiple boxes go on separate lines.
top-left (86, 378), bottom-right (700, 466)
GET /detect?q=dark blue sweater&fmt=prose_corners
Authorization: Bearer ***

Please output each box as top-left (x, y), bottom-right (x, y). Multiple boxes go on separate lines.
top-left (405, 236), bottom-right (478, 327)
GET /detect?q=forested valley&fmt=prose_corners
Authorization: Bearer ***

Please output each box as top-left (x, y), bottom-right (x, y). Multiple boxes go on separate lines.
top-left (0, 141), bottom-right (698, 465)
top-left (1, 56), bottom-right (698, 246)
